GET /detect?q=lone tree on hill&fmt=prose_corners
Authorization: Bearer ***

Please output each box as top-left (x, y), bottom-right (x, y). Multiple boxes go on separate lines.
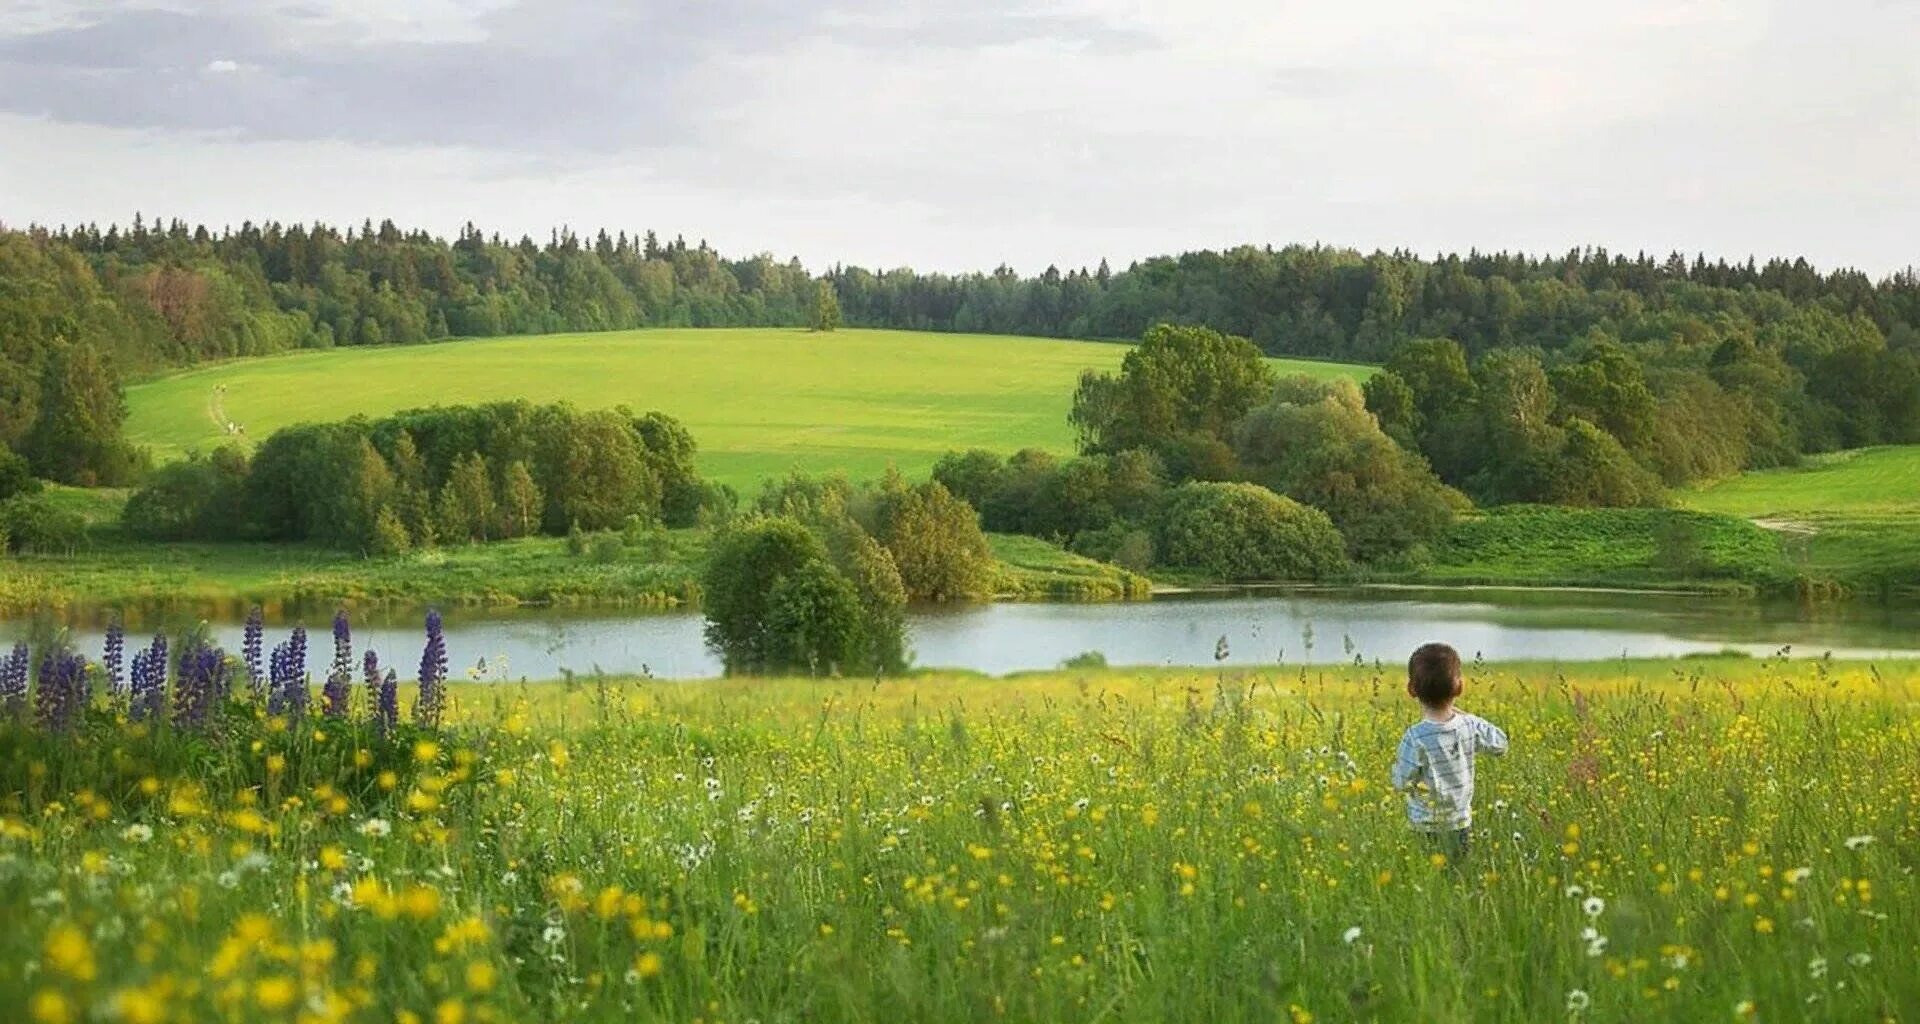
top-left (810, 280), bottom-right (841, 332)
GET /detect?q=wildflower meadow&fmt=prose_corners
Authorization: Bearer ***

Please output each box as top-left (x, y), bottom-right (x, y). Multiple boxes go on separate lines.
top-left (1, 612), bottom-right (1915, 1022)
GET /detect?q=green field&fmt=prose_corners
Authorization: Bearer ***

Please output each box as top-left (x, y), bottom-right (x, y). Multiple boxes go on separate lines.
top-left (3, 659), bottom-right (1915, 1021)
top-left (125, 328), bottom-right (1369, 494)
top-left (1683, 445), bottom-right (1920, 517)
top-left (1679, 446), bottom-right (1920, 597)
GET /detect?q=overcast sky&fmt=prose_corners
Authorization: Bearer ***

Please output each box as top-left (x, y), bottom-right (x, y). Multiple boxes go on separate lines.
top-left (2, 0), bottom-right (1916, 274)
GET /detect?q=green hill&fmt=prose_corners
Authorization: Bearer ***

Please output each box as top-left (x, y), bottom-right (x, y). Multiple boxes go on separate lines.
top-left (125, 327), bottom-right (1368, 493)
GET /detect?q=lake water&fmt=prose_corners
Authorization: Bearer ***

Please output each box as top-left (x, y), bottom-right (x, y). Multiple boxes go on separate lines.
top-left (8, 588), bottom-right (1920, 680)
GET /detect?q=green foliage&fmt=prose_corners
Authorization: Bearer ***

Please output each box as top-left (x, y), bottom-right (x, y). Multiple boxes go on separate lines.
top-left (810, 280), bottom-right (842, 332)
top-left (1155, 481), bottom-right (1347, 581)
top-left (869, 476), bottom-right (995, 602)
top-left (702, 517), bottom-right (904, 676)
top-left (1235, 376), bottom-right (1460, 561)
top-left (21, 341), bottom-right (144, 486)
top-left (0, 494), bottom-right (86, 554)
top-left (0, 449), bottom-right (42, 502)
top-left (121, 446), bottom-right (249, 541)
top-left (1071, 324), bottom-right (1274, 471)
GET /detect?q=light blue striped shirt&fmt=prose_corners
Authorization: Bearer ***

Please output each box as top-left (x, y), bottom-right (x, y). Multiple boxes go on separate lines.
top-left (1391, 710), bottom-right (1508, 831)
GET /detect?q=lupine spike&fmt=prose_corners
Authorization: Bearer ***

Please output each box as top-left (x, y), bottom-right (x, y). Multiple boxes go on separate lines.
top-left (130, 635), bottom-right (167, 722)
top-left (103, 616), bottom-right (125, 697)
top-left (34, 649), bottom-right (88, 733)
top-left (324, 609), bottom-right (353, 719)
top-left (283, 625), bottom-right (309, 719)
top-left (415, 609), bottom-right (447, 728)
top-left (1, 642), bottom-right (28, 721)
top-left (243, 606), bottom-right (265, 699)
top-left (377, 669), bottom-right (400, 736)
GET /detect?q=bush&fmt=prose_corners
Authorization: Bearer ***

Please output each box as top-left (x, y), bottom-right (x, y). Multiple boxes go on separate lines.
top-left (121, 446), bottom-right (250, 540)
top-left (0, 494), bottom-right (86, 554)
top-left (1156, 481), bottom-right (1347, 581)
top-left (0, 450), bottom-right (39, 502)
top-left (1061, 650), bottom-right (1109, 670)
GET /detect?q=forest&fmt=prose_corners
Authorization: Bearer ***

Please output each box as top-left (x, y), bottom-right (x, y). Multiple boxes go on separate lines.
top-left (2, 217), bottom-right (1917, 495)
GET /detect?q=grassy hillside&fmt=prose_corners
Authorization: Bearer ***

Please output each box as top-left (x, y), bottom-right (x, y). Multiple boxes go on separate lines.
top-left (125, 328), bottom-right (1369, 493)
top-left (1680, 446), bottom-right (1920, 597)
top-left (1683, 445), bottom-right (1920, 517)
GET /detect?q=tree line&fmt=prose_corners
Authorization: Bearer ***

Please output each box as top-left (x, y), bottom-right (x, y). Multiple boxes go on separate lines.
top-left (4, 216), bottom-right (1918, 487)
top-left (117, 402), bottom-right (728, 554)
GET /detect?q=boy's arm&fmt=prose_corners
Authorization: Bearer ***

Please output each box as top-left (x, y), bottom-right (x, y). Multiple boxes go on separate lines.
top-left (1390, 732), bottom-right (1425, 790)
top-left (1474, 715), bottom-right (1510, 756)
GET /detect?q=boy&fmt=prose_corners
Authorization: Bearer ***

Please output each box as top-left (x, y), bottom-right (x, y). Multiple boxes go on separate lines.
top-left (1390, 642), bottom-right (1508, 864)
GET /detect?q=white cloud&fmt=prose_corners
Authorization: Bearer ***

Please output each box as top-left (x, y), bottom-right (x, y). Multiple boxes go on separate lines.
top-left (2, 0), bottom-right (1917, 273)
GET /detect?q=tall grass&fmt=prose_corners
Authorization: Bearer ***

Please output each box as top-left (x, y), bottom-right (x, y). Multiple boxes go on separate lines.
top-left (3, 644), bottom-right (1915, 1021)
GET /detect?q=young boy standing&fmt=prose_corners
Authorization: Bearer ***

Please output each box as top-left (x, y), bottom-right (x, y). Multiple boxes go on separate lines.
top-left (1391, 642), bottom-right (1509, 864)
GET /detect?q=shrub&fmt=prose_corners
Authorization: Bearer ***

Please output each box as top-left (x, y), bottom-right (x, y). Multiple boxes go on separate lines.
top-left (0, 450), bottom-right (39, 502)
top-left (703, 517), bottom-right (904, 676)
top-left (0, 494), bottom-right (85, 554)
top-left (1156, 481), bottom-right (1347, 581)
top-left (122, 446), bottom-right (249, 540)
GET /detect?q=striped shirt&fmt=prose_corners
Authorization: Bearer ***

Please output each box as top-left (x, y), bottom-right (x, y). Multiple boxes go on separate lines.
top-left (1391, 710), bottom-right (1509, 831)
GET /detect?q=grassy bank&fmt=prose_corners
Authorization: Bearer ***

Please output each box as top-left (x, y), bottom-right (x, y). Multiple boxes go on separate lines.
top-left (1412, 506), bottom-right (1797, 594)
top-left (0, 488), bottom-right (1145, 615)
top-left (124, 327), bottom-right (1368, 493)
top-left (3, 658), bottom-right (1915, 1021)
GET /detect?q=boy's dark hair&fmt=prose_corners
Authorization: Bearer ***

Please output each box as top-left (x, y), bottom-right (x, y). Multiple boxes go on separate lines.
top-left (1408, 643), bottom-right (1463, 708)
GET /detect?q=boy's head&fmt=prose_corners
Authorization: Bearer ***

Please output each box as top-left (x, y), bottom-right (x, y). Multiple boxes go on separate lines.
top-left (1407, 643), bottom-right (1463, 709)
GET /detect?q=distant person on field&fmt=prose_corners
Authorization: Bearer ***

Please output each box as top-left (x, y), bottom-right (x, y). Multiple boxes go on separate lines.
top-left (1390, 642), bottom-right (1508, 865)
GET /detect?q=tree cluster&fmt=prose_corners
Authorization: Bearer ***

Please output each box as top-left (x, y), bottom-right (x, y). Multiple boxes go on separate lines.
top-left (7, 218), bottom-right (1918, 488)
top-left (701, 468), bottom-right (1000, 676)
top-left (120, 402), bottom-right (722, 552)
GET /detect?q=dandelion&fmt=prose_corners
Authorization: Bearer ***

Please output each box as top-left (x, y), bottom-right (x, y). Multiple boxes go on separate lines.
top-left (1843, 835), bottom-right (1875, 851)
top-left (1733, 999), bottom-right (1756, 1017)
top-left (1566, 989), bottom-right (1590, 1012)
top-left (121, 824), bottom-right (152, 843)
top-left (1341, 926), bottom-right (1362, 945)
top-left (358, 818), bottom-right (392, 838)
top-left (1582, 896), bottom-right (1606, 918)
top-left (1847, 952), bottom-right (1872, 967)
top-left (1809, 956), bottom-right (1827, 979)
top-left (1785, 866), bottom-right (1811, 884)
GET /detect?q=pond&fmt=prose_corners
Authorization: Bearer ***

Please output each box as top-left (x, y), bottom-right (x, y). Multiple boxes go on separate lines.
top-left (8, 587), bottom-right (1920, 681)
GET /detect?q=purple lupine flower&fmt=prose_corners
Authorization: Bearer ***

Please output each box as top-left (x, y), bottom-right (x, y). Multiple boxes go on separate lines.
top-left (376, 669), bottom-right (400, 736)
top-left (34, 650), bottom-right (89, 732)
top-left (129, 635), bottom-right (167, 722)
top-left (415, 609), bottom-right (447, 728)
top-left (323, 609), bottom-right (353, 719)
top-left (0, 642), bottom-right (28, 721)
top-left (242, 606), bottom-right (265, 700)
top-left (283, 625), bottom-right (309, 718)
top-left (171, 639), bottom-right (229, 730)
top-left (103, 617), bottom-right (125, 697)
top-left (363, 649), bottom-right (382, 690)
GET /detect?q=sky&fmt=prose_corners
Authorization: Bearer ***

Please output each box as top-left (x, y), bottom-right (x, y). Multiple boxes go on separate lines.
top-left (1, 0), bottom-right (1916, 275)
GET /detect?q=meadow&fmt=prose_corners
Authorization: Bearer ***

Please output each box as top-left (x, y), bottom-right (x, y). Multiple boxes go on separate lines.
top-left (2, 631), bottom-right (1916, 1022)
top-left (1681, 445), bottom-right (1920, 598)
top-left (123, 328), bottom-right (1368, 494)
